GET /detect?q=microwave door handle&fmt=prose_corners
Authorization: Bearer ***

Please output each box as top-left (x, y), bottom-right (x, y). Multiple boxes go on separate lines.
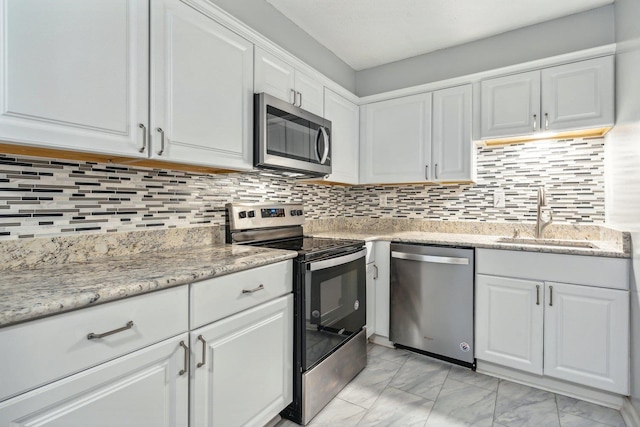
top-left (308, 248), bottom-right (366, 271)
top-left (319, 127), bottom-right (330, 165)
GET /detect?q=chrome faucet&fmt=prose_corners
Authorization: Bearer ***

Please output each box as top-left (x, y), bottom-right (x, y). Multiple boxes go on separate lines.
top-left (535, 187), bottom-right (553, 239)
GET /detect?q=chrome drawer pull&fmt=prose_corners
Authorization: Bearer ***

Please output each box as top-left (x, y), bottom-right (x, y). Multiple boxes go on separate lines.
top-left (242, 284), bottom-right (265, 294)
top-left (138, 123), bottom-right (147, 153)
top-left (87, 321), bottom-right (134, 340)
top-left (197, 335), bottom-right (206, 368)
top-left (179, 341), bottom-right (189, 376)
top-left (156, 127), bottom-right (165, 156)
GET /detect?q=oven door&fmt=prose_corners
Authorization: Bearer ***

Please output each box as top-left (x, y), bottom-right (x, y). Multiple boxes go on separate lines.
top-left (303, 248), bottom-right (366, 370)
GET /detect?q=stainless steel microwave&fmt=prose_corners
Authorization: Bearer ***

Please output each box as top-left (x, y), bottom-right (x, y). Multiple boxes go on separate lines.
top-left (254, 92), bottom-right (331, 177)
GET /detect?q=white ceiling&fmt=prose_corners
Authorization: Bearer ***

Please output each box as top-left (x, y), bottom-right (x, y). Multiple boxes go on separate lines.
top-left (265, 0), bottom-right (614, 71)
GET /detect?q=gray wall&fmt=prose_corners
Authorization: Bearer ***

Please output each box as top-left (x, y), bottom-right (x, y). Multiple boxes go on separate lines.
top-left (209, 0), bottom-right (356, 92)
top-left (605, 0), bottom-right (640, 417)
top-left (356, 5), bottom-right (615, 96)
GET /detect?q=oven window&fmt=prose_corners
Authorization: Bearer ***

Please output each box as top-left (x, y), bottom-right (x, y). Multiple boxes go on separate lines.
top-left (304, 255), bottom-right (365, 369)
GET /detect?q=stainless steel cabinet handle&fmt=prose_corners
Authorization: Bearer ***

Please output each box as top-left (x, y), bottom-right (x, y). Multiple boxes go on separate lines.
top-left (536, 285), bottom-right (540, 305)
top-left (533, 114), bottom-right (537, 131)
top-left (548, 285), bottom-right (553, 306)
top-left (156, 127), bottom-right (165, 156)
top-left (425, 165), bottom-right (429, 180)
top-left (290, 88), bottom-right (296, 105)
top-left (87, 320), bottom-right (134, 340)
top-left (391, 251), bottom-right (469, 265)
top-left (179, 341), bottom-right (189, 376)
top-left (242, 284), bottom-right (265, 294)
top-left (373, 264), bottom-right (379, 280)
top-left (545, 113), bottom-right (549, 130)
top-left (298, 91), bottom-right (303, 108)
top-left (138, 123), bottom-right (147, 153)
top-left (197, 335), bottom-right (206, 368)
top-left (435, 163), bottom-right (439, 180)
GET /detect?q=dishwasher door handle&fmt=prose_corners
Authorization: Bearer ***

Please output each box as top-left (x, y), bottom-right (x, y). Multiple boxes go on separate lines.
top-left (391, 251), bottom-right (470, 265)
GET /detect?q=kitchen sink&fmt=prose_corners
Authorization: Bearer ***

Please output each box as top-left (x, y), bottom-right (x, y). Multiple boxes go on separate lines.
top-left (496, 237), bottom-right (596, 249)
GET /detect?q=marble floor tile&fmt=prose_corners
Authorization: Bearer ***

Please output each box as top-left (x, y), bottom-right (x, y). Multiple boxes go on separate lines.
top-left (559, 412), bottom-right (618, 427)
top-left (338, 356), bottom-right (403, 409)
top-left (357, 386), bottom-right (435, 427)
top-left (367, 344), bottom-right (412, 364)
top-left (446, 365), bottom-right (499, 391)
top-left (308, 398), bottom-right (366, 427)
top-left (280, 344), bottom-right (627, 427)
top-left (494, 380), bottom-right (560, 427)
top-left (556, 395), bottom-right (626, 427)
top-left (388, 353), bottom-right (451, 400)
top-left (424, 377), bottom-right (496, 427)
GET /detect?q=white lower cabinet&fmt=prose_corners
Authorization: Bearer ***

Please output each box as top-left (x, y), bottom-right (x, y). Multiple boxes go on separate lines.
top-left (544, 281), bottom-right (629, 393)
top-left (190, 295), bottom-right (293, 427)
top-left (0, 334), bottom-right (189, 427)
top-left (475, 275), bottom-right (544, 374)
top-left (373, 241), bottom-right (391, 339)
top-left (476, 250), bottom-right (630, 395)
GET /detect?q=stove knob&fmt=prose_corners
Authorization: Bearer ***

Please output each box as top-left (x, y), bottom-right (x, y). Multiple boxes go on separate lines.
top-left (290, 210), bottom-right (297, 216)
top-left (238, 211), bottom-right (247, 219)
top-left (296, 209), bottom-right (303, 216)
top-left (247, 210), bottom-right (255, 218)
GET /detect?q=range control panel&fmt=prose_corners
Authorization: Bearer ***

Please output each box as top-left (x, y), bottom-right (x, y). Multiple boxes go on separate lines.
top-left (227, 203), bottom-right (305, 231)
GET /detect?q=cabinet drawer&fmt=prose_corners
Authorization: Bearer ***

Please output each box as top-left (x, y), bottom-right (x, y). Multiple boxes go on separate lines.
top-left (476, 249), bottom-right (629, 290)
top-left (190, 261), bottom-right (292, 329)
top-left (0, 286), bottom-right (188, 402)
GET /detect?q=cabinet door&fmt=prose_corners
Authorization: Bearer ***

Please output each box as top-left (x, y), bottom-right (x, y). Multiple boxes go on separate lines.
top-left (432, 85), bottom-right (473, 182)
top-left (295, 71), bottom-right (324, 117)
top-left (366, 262), bottom-right (377, 338)
top-left (541, 56), bottom-right (614, 132)
top-left (544, 282), bottom-right (629, 394)
top-left (254, 46), bottom-right (296, 105)
top-left (475, 274), bottom-right (544, 374)
top-left (191, 295), bottom-right (293, 427)
top-left (373, 241), bottom-right (391, 338)
top-left (324, 89), bottom-right (359, 184)
top-left (0, 0), bottom-right (149, 157)
top-left (360, 93), bottom-right (432, 184)
top-left (0, 335), bottom-right (189, 427)
top-left (480, 70), bottom-right (540, 139)
top-left (150, 0), bottom-right (253, 170)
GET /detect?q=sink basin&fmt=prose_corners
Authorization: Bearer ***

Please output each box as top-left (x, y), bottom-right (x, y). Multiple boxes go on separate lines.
top-left (496, 237), bottom-right (596, 249)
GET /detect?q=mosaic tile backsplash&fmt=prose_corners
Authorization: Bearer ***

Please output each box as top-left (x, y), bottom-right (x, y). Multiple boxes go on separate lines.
top-left (0, 138), bottom-right (604, 240)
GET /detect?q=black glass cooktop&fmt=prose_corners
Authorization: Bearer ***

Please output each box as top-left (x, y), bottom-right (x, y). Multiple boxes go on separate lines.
top-left (253, 237), bottom-right (364, 260)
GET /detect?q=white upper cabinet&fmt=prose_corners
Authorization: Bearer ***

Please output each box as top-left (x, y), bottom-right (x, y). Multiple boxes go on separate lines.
top-left (254, 47), bottom-right (324, 117)
top-left (431, 85), bottom-right (474, 182)
top-left (323, 89), bottom-right (359, 184)
top-left (541, 56), bottom-right (614, 132)
top-left (150, 0), bottom-right (253, 170)
top-left (480, 71), bottom-right (541, 139)
top-left (360, 93), bottom-right (432, 184)
top-left (0, 0), bottom-right (149, 157)
top-left (479, 56), bottom-right (614, 140)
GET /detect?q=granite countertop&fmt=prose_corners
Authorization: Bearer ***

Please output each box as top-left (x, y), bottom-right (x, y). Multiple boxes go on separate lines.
top-left (309, 231), bottom-right (628, 258)
top-left (0, 244), bottom-right (297, 328)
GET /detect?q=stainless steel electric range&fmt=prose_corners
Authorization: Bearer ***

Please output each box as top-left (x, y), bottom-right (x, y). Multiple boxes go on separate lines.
top-left (226, 203), bottom-right (367, 425)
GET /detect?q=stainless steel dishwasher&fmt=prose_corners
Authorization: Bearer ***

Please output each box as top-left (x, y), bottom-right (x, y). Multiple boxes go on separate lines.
top-left (390, 243), bottom-right (475, 368)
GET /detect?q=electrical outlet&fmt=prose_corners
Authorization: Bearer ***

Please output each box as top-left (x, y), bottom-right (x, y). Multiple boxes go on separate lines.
top-left (493, 190), bottom-right (505, 208)
top-left (380, 194), bottom-right (388, 207)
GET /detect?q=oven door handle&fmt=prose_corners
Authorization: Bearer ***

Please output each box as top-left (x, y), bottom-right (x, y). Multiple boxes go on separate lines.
top-left (308, 248), bottom-right (366, 271)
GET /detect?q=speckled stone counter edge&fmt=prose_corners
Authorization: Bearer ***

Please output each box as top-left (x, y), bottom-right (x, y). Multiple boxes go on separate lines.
top-left (0, 225), bottom-right (225, 271)
top-left (304, 218), bottom-right (631, 258)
